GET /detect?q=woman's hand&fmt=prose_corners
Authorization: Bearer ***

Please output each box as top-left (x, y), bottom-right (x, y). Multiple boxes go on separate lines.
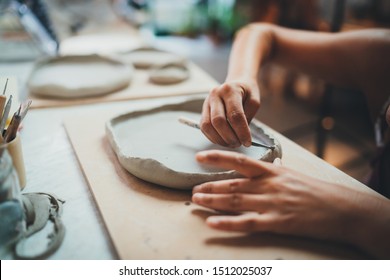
top-left (200, 80), bottom-right (260, 148)
top-left (192, 150), bottom-right (356, 240)
top-left (192, 150), bottom-right (390, 258)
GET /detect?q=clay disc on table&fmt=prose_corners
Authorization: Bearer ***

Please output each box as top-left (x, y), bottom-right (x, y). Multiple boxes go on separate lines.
top-left (119, 47), bottom-right (186, 69)
top-left (106, 99), bottom-right (282, 190)
top-left (27, 54), bottom-right (133, 99)
top-left (149, 63), bottom-right (190, 85)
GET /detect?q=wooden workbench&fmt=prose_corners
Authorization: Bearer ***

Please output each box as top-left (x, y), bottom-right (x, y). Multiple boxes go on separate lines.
top-left (62, 97), bottom-right (371, 260)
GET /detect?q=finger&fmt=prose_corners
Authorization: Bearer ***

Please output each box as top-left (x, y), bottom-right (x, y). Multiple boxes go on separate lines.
top-left (209, 93), bottom-right (240, 147)
top-left (206, 212), bottom-right (275, 232)
top-left (192, 192), bottom-right (270, 212)
top-left (200, 96), bottom-right (228, 146)
top-left (196, 150), bottom-right (274, 178)
top-left (242, 88), bottom-right (260, 123)
top-left (223, 87), bottom-right (252, 147)
top-left (193, 178), bottom-right (266, 195)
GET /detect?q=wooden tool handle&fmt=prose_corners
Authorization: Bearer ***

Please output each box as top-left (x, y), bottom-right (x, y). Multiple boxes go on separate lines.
top-left (0, 95), bottom-right (6, 117)
top-left (4, 114), bottom-right (21, 143)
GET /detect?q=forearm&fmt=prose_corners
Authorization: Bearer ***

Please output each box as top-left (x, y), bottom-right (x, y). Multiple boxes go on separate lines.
top-left (225, 23), bottom-right (360, 91)
top-left (226, 23), bottom-right (274, 83)
top-left (349, 192), bottom-right (390, 259)
top-left (271, 26), bottom-right (390, 116)
top-left (226, 23), bottom-right (351, 86)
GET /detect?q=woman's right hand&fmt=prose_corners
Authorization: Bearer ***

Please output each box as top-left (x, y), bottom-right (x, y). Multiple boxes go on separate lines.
top-left (200, 79), bottom-right (260, 148)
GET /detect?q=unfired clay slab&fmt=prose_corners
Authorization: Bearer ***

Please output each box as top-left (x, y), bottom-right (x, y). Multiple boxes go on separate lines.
top-left (119, 47), bottom-right (186, 69)
top-left (149, 63), bottom-right (190, 85)
top-left (106, 99), bottom-right (282, 189)
top-left (28, 54), bottom-right (133, 99)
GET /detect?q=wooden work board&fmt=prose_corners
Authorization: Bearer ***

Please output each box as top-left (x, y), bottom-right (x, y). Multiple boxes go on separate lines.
top-left (63, 99), bottom-right (370, 260)
top-left (29, 62), bottom-right (218, 109)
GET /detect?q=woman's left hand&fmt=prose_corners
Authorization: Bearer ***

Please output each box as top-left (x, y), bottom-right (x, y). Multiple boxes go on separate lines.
top-left (192, 150), bottom-right (374, 244)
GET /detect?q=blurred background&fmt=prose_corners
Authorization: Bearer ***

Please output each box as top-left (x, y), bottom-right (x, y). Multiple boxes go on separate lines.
top-left (1, 0), bottom-right (389, 184)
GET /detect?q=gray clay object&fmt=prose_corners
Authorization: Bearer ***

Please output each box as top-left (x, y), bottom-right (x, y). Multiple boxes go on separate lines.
top-left (119, 46), bottom-right (186, 69)
top-left (149, 62), bottom-right (190, 85)
top-left (106, 99), bottom-right (282, 190)
top-left (28, 54), bottom-right (133, 99)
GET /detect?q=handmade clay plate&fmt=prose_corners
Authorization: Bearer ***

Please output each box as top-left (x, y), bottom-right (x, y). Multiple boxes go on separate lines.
top-left (28, 54), bottom-right (133, 99)
top-left (106, 99), bottom-right (282, 190)
top-left (118, 47), bottom-right (186, 69)
top-left (149, 62), bottom-right (190, 85)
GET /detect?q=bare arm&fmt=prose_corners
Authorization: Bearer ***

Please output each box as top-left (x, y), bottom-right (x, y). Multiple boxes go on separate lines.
top-left (201, 23), bottom-right (390, 147)
top-left (271, 25), bottom-right (390, 115)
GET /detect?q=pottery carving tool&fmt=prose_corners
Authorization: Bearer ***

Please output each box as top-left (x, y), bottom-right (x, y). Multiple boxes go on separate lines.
top-left (3, 99), bottom-right (32, 143)
top-left (4, 110), bottom-right (21, 143)
top-left (0, 95), bottom-right (12, 135)
top-left (178, 116), bottom-right (275, 150)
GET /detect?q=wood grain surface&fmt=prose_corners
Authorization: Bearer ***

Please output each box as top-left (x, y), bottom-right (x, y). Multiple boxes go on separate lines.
top-left (64, 99), bottom-right (371, 260)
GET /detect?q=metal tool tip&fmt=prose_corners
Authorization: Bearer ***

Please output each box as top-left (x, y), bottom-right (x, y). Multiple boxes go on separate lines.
top-left (2, 78), bottom-right (9, 95)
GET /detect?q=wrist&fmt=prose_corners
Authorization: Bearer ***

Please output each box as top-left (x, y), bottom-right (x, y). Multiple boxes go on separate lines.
top-left (347, 192), bottom-right (390, 258)
top-left (224, 77), bottom-right (258, 91)
top-left (223, 79), bottom-right (260, 101)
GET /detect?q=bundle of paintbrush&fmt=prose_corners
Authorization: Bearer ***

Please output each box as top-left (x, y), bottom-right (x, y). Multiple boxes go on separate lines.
top-left (0, 79), bottom-right (32, 144)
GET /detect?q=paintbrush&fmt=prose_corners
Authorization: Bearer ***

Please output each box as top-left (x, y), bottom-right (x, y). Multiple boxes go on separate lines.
top-left (178, 116), bottom-right (275, 150)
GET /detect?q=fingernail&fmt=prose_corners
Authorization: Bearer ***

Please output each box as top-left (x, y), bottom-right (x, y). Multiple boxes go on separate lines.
top-left (244, 141), bottom-right (251, 147)
top-left (192, 193), bottom-right (203, 203)
top-left (196, 151), bottom-right (207, 161)
top-left (207, 216), bottom-right (221, 226)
